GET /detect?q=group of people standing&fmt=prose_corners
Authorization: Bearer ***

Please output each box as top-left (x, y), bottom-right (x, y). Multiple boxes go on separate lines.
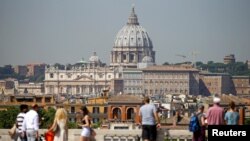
top-left (12, 104), bottom-right (95, 141)
top-left (193, 97), bottom-right (240, 141)
top-left (12, 103), bottom-right (39, 141)
top-left (12, 96), bottom-right (239, 141)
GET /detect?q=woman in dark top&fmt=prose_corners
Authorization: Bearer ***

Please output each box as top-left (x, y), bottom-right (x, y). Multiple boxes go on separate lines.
top-left (78, 106), bottom-right (91, 141)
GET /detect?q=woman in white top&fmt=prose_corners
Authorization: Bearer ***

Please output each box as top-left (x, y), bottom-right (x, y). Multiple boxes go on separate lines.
top-left (48, 108), bottom-right (68, 141)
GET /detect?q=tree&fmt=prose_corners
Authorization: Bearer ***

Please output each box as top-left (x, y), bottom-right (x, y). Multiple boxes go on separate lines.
top-left (68, 121), bottom-right (78, 129)
top-left (195, 61), bottom-right (203, 66)
top-left (38, 107), bottom-right (56, 129)
top-left (0, 106), bottom-right (19, 128)
top-left (207, 61), bottom-right (214, 65)
top-left (54, 63), bottom-right (65, 70)
top-left (245, 118), bottom-right (250, 125)
top-left (163, 62), bottom-right (170, 65)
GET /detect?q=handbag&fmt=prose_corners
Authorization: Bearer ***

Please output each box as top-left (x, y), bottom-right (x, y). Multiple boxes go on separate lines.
top-left (8, 124), bottom-right (16, 137)
top-left (45, 130), bottom-right (55, 141)
top-left (90, 128), bottom-right (96, 137)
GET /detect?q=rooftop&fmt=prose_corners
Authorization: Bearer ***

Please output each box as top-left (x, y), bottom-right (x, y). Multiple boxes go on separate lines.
top-left (142, 65), bottom-right (199, 72)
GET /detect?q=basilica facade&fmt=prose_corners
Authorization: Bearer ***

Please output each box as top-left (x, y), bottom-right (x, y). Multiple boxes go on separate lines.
top-left (44, 7), bottom-right (199, 96)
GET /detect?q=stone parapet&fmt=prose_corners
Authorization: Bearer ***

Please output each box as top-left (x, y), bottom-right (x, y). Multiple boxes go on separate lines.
top-left (0, 129), bottom-right (193, 141)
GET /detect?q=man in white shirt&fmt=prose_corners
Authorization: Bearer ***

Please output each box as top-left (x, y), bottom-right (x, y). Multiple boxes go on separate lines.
top-left (22, 103), bottom-right (39, 141)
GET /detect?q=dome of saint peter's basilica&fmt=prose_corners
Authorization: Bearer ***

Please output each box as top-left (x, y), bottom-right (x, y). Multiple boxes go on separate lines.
top-left (110, 6), bottom-right (155, 68)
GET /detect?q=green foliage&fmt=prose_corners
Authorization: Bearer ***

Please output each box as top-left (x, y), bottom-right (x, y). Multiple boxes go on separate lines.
top-left (245, 118), bottom-right (250, 125)
top-left (68, 121), bottom-right (78, 129)
top-left (0, 106), bottom-right (19, 128)
top-left (163, 62), bottom-right (170, 65)
top-left (196, 61), bottom-right (250, 76)
top-left (39, 107), bottom-right (56, 129)
top-left (91, 121), bottom-right (102, 129)
top-left (54, 63), bottom-right (65, 70)
top-left (0, 106), bottom-right (82, 129)
top-left (38, 107), bottom-right (79, 129)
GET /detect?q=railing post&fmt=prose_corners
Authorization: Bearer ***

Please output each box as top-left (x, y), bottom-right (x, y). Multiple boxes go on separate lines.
top-left (164, 128), bottom-right (170, 141)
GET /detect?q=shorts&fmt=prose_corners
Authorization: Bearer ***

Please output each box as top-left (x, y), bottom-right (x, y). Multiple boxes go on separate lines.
top-left (142, 124), bottom-right (157, 141)
top-left (81, 127), bottom-right (91, 137)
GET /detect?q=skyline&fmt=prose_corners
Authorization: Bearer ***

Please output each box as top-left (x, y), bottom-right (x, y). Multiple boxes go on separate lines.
top-left (0, 0), bottom-right (250, 66)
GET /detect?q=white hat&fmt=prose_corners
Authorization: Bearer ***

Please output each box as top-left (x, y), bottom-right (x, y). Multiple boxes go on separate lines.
top-left (213, 97), bottom-right (221, 103)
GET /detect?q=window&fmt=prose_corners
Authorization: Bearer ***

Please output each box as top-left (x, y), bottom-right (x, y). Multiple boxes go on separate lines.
top-left (71, 107), bottom-right (75, 113)
top-left (93, 107), bottom-right (99, 113)
top-left (50, 73), bottom-right (54, 78)
top-left (49, 86), bottom-right (54, 94)
top-left (123, 54), bottom-right (126, 60)
top-left (130, 54), bottom-right (134, 62)
top-left (104, 107), bottom-right (108, 113)
top-left (36, 98), bottom-right (42, 103)
top-left (93, 118), bottom-right (99, 123)
top-left (119, 73), bottom-right (122, 78)
top-left (76, 86), bottom-right (80, 94)
top-left (45, 98), bottom-right (51, 103)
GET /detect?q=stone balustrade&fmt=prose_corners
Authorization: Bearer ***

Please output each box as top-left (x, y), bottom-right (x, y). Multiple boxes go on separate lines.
top-left (0, 129), bottom-right (193, 141)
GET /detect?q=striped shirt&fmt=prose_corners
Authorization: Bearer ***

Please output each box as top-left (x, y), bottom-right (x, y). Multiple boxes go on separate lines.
top-left (16, 112), bottom-right (26, 133)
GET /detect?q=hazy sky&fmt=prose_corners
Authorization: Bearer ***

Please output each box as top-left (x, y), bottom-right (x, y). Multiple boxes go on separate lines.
top-left (0, 0), bottom-right (250, 66)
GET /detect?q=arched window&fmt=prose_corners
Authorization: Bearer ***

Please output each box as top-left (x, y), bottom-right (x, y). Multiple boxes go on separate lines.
top-left (127, 108), bottom-right (134, 120)
top-left (113, 108), bottom-right (121, 120)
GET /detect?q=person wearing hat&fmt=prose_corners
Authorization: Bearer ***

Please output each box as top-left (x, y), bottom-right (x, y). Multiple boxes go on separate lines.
top-left (206, 97), bottom-right (225, 125)
top-left (193, 104), bottom-right (206, 141)
top-left (21, 103), bottom-right (39, 141)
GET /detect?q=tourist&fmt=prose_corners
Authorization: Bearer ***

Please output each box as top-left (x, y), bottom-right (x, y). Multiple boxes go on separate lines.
top-left (139, 96), bottom-right (161, 141)
top-left (206, 97), bottom-right (224, 125)
top-left (21, 103), bottom-right (39, 141)
top-left (78, 106), bottom-right (91, 141)
top-left (192, 104), bottom-right (206, 141)
top-left (13, 104), bottom-right (28, 141)
top-left (224, 101), bottom-right (239, 125)
top-left (47, 108), bottom-right (68, 141)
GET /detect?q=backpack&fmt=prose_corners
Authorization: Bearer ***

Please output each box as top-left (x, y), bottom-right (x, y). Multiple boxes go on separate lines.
top-left (189, 114), bottom-right (200, 132)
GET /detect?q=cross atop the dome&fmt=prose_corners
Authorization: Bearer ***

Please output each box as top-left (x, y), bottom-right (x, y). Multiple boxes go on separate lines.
top-left (127, 5), bottom-right (139, 25)
top-left (132, 3), bottom-right (135, 11)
